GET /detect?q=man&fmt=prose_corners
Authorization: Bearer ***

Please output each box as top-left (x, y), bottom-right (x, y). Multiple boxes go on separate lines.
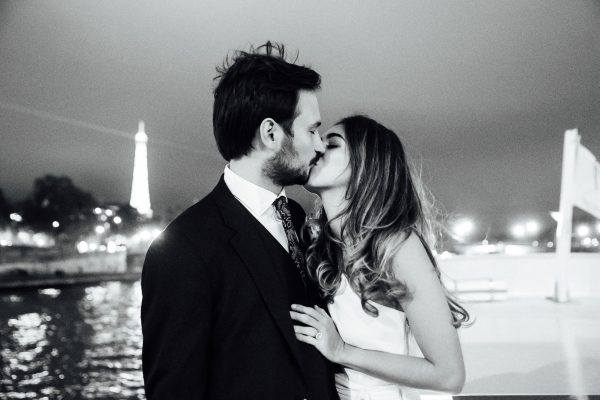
top-left (141, 42), bottom-right (340, 399)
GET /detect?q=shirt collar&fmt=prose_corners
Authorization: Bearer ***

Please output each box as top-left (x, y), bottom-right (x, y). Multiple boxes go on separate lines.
top-left (224, 165), bottom-right (286, 216)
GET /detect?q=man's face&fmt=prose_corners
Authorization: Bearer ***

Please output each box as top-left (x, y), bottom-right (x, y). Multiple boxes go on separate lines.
top-left (264, 90), bottom-right (325, 186)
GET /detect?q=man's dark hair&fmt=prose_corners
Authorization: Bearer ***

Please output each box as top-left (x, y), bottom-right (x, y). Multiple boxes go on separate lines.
top-left (213, 41), bottom-right (321, 161)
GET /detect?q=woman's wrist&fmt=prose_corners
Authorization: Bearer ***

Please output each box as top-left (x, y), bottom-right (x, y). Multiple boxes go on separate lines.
top-left (332, 341), bottom-right (351, 365)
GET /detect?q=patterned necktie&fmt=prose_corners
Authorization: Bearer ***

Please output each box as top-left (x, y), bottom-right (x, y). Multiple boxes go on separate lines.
top-left (273, 196), bottom-right (307, 286)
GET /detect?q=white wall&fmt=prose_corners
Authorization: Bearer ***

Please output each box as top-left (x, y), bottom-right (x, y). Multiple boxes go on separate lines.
top-left (437, 253), bottom-right (600, 298)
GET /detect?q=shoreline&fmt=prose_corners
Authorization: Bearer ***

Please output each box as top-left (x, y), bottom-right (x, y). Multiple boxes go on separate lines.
top-left (0, 271), bottom-right (141, 290)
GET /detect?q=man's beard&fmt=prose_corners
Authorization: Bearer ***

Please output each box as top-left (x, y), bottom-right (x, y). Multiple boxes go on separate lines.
top-left (263, 135), bottom-right (312, 187)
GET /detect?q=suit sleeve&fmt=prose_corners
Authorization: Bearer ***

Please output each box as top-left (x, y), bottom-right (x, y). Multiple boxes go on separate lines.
top-left (141, 231), bottom-right (214, 399)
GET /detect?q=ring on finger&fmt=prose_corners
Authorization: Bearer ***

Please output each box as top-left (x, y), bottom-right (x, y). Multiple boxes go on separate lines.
top-left (315, 331), bottom-right (323, 340)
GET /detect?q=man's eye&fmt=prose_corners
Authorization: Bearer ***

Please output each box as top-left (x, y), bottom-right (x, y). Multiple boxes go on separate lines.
top-left (326, 145), bottom-right (338, 149)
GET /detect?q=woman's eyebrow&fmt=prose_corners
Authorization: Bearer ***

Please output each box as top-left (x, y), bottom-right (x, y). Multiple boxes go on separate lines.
top-left (325, 133), bottom-right (344, 141)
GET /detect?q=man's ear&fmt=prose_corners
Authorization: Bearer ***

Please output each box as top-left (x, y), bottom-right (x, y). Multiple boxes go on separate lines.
top-left (258, 118), bottom-right (282, 151)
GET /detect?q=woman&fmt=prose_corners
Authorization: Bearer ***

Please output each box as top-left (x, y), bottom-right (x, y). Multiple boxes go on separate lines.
top-left (290, 115), bottom-right (470, 399)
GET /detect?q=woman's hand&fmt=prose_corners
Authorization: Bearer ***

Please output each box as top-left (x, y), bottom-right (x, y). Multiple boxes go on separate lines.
top-left (290, 304), bottom-right (347, 363)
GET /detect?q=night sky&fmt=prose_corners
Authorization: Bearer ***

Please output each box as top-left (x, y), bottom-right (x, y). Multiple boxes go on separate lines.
top-left (1, 1), bottom-right (599, 238)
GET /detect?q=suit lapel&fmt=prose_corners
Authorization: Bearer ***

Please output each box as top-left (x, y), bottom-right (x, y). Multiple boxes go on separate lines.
top-left (210, 176), bottom-right (308, 382)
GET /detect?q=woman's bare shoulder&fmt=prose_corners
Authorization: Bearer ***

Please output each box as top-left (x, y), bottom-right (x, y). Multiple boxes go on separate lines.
top-left (392, 232), bottom-right (435, 280)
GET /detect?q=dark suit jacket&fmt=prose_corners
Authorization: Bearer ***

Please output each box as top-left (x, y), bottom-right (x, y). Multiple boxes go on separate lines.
top-left (141, 176), bottom-right (339, 400)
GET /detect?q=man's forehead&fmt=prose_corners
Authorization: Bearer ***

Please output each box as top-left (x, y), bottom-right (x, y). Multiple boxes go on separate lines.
top-left (296, 91), bottom-right (321, 124)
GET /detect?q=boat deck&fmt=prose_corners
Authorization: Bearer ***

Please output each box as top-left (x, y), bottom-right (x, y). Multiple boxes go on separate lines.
top-left (444, 297), bottom-right (600, 397)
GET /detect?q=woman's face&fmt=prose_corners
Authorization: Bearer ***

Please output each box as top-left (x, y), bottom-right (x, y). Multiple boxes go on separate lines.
top-left (304, 124), bottom-right (351, 194)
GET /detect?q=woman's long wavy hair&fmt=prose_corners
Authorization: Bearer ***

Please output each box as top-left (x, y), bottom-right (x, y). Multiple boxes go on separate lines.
top-left (303, 115), bottom-right (469, 328)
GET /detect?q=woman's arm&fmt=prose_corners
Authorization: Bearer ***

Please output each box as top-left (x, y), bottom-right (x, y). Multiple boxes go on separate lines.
top-left (290, 233), bottom-right (466, 394)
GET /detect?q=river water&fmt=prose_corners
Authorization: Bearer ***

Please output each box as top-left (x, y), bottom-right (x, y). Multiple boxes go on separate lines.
top-left (0, 281), bottom-right (144, 399)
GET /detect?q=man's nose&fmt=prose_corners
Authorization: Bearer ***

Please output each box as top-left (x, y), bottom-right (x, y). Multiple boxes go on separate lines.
top-left (314, 134), bottom-right (325, 154)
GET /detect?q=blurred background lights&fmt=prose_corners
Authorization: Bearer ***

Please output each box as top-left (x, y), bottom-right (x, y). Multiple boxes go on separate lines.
top-left (52, 221), bottom-right (59, 228)
top-left (576, 225), bottom-right (590, 237)
top-left (95, 226), bottom-right (105, 234)
top-left (94, 207), bottom-right (102, 215)
top-left (9, 213), bottom-right (22, 222)
top-left (453, 219), bottom-right (474, 238)
top-left (113, 216), bottom-right (122, 224)
top-left (106, 241), bottom-right (117, 253)
top-left (105, 209), bottom-right (113, 217)
top-left (77, 241), bottom-right (89, 253)
top-left (526, 221), bottom-right (539, 233)
top-left (140, 229), bottom-right (151, 241)
top-left (512, 224), bottom-right (526, 238)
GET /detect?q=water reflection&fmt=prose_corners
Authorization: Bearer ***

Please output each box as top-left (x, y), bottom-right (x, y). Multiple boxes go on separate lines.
top-left (0, 281), bottom-right (144, 399)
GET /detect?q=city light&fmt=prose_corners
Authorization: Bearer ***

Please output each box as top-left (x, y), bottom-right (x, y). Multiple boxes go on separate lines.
top-left (452, 219), bottom-right (474, 239)
top-left (512, 224), bottom-right (525, 238)
top-left (113, 216), bottom-right (122, 224)
top-left (576, 225), bottom-right (590, 237)
top-left (9, 213), bottom-right (22, 222)
top-left (107, 241), bottom-right (117, 253)
top-left (52, 221), bottom-right (60, 228)
top-left (140, 229), bottom-right (152, 241)
top-left (526, 221), bottom-right (539, 234)
top-left (94, 207), bottom-right (102, 215)
top-left (77, 241), bottom-right (89, 253)
top-left (95, 226), bottom-right (105, 234)
top-left (100, 214), bottom-right (107, 221)
top-left (547, 242), bottom-right (554, 248)
top-left (105, 209), bottom-right (113, 217)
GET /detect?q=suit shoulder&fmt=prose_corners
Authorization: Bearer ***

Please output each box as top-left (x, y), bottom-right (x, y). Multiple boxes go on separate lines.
top-left (165, 194), bottom-right (221, 233)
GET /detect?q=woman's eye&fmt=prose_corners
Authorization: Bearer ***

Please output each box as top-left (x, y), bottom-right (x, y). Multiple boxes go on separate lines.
top-left (326, 144), bottom-right (338, 149)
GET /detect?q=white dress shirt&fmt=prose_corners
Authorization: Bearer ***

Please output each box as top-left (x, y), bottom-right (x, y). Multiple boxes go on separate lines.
top-left (223, 165), bottom-right (289, 252)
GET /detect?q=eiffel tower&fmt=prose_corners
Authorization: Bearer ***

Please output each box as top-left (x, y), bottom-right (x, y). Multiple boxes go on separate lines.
top-left (130, 121), bottom-right (152, 217)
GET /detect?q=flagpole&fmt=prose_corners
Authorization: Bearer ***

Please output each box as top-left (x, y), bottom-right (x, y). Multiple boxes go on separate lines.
top-left (554, 129), bottom-right (579, 303)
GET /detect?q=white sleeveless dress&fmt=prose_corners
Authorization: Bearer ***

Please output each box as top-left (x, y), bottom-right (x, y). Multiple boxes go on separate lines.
top-left (328, 274), bottom-right (422, 400)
